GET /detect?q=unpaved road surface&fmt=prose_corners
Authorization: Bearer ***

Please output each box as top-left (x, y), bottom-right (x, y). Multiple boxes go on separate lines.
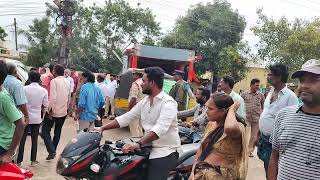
top-left (19, 118), bottom-right (266, 180)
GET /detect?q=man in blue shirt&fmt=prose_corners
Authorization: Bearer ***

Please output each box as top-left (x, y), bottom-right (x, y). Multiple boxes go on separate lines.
top-left (75, 71), bottom-right (105, 132)
top-left (3, 62), bottom-right (29, 124)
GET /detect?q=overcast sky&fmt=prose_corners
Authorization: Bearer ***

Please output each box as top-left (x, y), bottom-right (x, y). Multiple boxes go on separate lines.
top-left (1, 0), bottom-right (320, 51)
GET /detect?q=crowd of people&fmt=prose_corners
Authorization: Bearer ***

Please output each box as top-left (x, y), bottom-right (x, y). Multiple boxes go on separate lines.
top-left (0, 58), bottom-right (319, 180)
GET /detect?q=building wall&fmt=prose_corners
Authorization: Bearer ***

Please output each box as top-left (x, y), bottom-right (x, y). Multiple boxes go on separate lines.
top-left (234, 67), bottom-right (268, 93)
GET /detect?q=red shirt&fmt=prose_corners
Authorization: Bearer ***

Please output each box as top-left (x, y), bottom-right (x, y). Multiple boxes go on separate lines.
top-left (70, 73), bottom-right (79, 92)
top-left (41, 73), bottom-right (54, 97)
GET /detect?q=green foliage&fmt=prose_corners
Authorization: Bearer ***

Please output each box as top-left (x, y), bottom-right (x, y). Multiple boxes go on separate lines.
top-left (0, 26), bottom-right (7, 41)
top-left (23, 0), bottom-right (160, 73)
top-left (19, 18), bottom-right (58, 67)
top-left (252, 9), bottom-right (320, 73)
top-left (161, 1), bottom-right (248, 82)
top-left (218, 43), bottom-right (249, 82)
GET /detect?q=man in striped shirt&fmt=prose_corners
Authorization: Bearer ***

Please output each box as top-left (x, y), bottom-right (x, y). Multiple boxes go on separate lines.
top-left (268, 59), bottom-right (320, 180)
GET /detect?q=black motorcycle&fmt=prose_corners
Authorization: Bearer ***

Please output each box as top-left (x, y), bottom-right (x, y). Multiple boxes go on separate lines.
top-left (56, 130), bottom-right (199, 180)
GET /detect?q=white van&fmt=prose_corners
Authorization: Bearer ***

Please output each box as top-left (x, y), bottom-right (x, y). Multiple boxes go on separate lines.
top-left (1, 57), bottom-right (29, 84)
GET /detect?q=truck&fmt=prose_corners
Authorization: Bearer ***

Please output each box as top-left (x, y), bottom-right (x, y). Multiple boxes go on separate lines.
top-left (114, 44), bottom-right (202, 117)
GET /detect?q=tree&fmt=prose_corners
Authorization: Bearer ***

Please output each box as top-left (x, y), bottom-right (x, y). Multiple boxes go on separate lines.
top-left (0, 26), bottom-right (7, 41)
top-left (252, 9), bottom-right (320, 73)
top-left (19, 18), bottom-right (58, 67)
top-left (22, 0), bottom-right (160, 73)
top-left (218, 42), bottom-right (249, 82)
top-left (161, 1), bottom-right (247, 88)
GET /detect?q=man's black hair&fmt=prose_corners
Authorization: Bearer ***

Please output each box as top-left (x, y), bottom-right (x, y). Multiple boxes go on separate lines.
top-left (82, 71), bottom-right (95, 83)
top-left (222, 76), bottom-right (235, 89)
top-left (0, 60), bottom-right (8, 85)
top-left (54, 64), bottom-right (65, 76)
top-left (30, 67), bottom-right (38, 71)
top-left (7, 62), bottom-right (16, 75)
top-left (144, 67), bottom-right (165, 89)
top-left (198, 87), bottom-right (211, 100)
top-left (133, 72), bottom-right (143, 78)
top-left (29, 71), bottom-right (41, 83)
top-left (49, 63), bottom-right (56, 73)
top-left (268, 63), bottom-right (289, 83)
top-left (97, 74), bottom-right (105, 82)
top-left (250, 78), bottom-right (260, 85)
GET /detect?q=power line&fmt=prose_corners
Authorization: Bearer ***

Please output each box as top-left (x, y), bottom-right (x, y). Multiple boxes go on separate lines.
top-left (281, 0), bottom-right (320, 14)
top-left (0, 12), bottom-right (46, 16)
top-left (0, 2), bottom-right (47, 6)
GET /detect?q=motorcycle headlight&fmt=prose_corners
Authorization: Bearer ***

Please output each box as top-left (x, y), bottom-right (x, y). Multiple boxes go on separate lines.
top-left (61, 158), bottom-right (69, 168)
top-left (57, 155), bottom-right (82, 175)
top-left (56, 157), bottom-right (70, 174)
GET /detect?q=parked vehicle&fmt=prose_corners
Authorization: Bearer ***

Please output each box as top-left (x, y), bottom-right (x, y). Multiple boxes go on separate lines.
top-left (57, 130), bottom-right (199, 180)
top-left (0, 162), bottom-right (33, 180)
top-left (1, 57), bottom-right (29, 84)
top-left (115, 68), bottom-right (196, 118)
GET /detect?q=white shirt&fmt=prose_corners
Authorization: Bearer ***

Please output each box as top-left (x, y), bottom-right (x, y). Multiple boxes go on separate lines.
top-left (66, 76), bottom-right (74, 93)
top-left (106, 80), bottom-right (117, 98)
top-left (24, 83), bottom-right (49, 124)
top-left (259, 86), bottom-right (298, 135)
top-left (229, 91), bottom-right (246, 119)
top-left (116, 91), bottom-right (181, 159)
top-left (95, 82), bottom-right (109, 98)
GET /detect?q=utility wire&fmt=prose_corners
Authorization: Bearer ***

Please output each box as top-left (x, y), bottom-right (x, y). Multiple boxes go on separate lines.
top-left (0, 12), bottom-right (46, 16)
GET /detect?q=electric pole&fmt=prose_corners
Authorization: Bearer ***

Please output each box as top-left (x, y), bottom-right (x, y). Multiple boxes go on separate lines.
top-left (53, 0), bottom-right (75, 66)
top-left (14, 18), bottom-right (18, 51)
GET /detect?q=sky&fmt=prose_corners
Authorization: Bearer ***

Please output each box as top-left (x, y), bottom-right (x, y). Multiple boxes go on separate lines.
top-left (1, 0), bottom-right (320, 51)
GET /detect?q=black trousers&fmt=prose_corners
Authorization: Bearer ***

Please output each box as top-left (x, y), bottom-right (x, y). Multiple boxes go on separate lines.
top-left (17, 124), bottom-right (41, 163)
top-left (42, 115), bottom-right (66, 154)
top-left (95, 108), bottom-right (105, 127)
top-left (147, 152), bottom-right (179, 180)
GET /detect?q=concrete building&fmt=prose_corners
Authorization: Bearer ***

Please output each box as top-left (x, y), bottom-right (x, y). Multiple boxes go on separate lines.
top-left (233, 64), bottom-right (268, 93)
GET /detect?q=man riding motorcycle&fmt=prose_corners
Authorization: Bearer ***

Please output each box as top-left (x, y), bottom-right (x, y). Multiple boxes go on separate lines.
top-left (97, 67), bottom-right (180, 180)
top-left (178, 87), bottom-right (210, 143)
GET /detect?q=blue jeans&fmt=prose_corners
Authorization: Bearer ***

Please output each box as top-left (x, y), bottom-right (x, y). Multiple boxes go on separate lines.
top-left (179, 127), bottom-right (202, 143)
top-left (257, 134), bottom-right (272, 175)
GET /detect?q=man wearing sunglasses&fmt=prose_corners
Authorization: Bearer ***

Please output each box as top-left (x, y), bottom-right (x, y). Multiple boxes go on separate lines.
top-left (268, 59), bottom-right (320, 180)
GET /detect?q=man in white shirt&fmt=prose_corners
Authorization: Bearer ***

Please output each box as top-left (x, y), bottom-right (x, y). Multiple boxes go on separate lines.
top-left (218, 76), bottom-right (246, 119)
top-left (17, 71), bottom-right (48, 166)
top-left (95, 74), bottom-right (109, 126)
top-left (105, 74), bottom-right (117, 117)
top-left (65, 69), bottom-right (74, 116)
top-left (64, 69), bottom-right (74, 94)
top-left (98, 67), bottom-right (180, 180)
top-left (257, 63), bottom-right (298, 176)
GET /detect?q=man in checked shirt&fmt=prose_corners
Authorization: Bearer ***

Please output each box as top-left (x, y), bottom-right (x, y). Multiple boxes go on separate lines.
top-left (241, 78), bottom-right (265, 157)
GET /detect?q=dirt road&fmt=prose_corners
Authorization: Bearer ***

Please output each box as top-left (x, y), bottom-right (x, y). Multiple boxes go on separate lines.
top-left (18, 118), bottom-right (266, 180)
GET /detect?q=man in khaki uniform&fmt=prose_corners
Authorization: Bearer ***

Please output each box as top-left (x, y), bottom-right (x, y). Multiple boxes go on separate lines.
top-left (169, 70), bottom-right (188, 111)
top-left (128, 72), bottom-right (145, 137)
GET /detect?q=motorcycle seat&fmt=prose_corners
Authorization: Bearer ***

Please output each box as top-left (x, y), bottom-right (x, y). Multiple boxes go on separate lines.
top-left (176, 143), bottom-right (200, 166)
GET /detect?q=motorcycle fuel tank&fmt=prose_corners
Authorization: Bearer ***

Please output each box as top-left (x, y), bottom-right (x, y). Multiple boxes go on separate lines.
top-left (60, 131), bottom-right (102, 158)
